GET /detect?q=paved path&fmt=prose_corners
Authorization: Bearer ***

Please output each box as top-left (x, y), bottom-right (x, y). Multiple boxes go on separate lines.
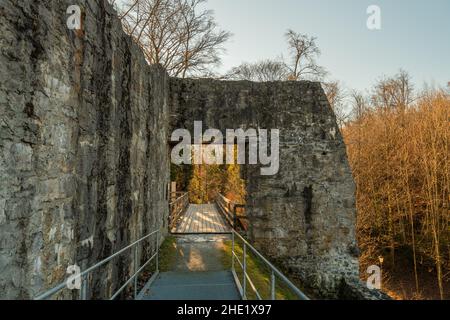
top-left (172, 204), bottom-right (230, 234)
top-left (138, 233), bottom-right (241, 300)
top-left (171, 234), bottom-right (230, 272)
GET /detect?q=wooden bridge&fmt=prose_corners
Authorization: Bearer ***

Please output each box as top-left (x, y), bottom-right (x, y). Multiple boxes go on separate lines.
top-left (171, 204), bottom-right (230, 234)
top-left (35, 193), bottom-right (308, 301)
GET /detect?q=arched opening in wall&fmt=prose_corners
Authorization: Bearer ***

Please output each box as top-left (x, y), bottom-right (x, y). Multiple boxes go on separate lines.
top-left (169, 144), bottom-right (248, 234)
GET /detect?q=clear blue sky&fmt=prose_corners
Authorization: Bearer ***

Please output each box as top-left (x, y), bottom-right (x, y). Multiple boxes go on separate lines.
top-left (206, 0), bottom-right (450, 92)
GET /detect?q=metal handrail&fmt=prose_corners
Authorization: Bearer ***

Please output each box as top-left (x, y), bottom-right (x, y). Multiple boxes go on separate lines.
top-left (231, 230), bottom-right (309, 300)
top-left (35, 229), bottom-right (161, 300)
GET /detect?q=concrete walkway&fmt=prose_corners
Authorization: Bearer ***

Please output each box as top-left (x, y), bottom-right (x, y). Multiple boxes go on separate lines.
top-left (138, 234), bottom-right (241, 300)
top-left (172, 234), bottom-right (231, 272)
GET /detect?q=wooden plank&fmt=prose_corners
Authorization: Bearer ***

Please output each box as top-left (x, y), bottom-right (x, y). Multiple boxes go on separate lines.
top-left (177, 206), bottom-right (188, 233)
top-left (193, 205), bottom-right (200, 233)
top-left (218, 205), bottom-right (227, 232)
top-left (207, 205), bottom-right (214, 233)
top-left (212, 206), bottom-right (220, 233)
top-left (202, 207), bottom-right (207, 233)
top-left (214, 206), bottom-right (223, 233)
top-left (172, 204), bottom-right (230, 234)
top-left (182, 205), bottom-right (194, 233)
top-left (199, 206), bottom-right (204, 233)
top-left (176, 205), bottom-right (191, 233)
top-left (213, 205), bottom-right (219, 232)
top-left (190, 205), bottom-right (200, 233)
top-left (193, 206), bottom-right (198, 233)
top-left (199, 205), bottom-right (205, 232)
top-left (208, 208), bottom-right (216, 233)
top-left (193, 205), bottom-right (199, 233)
top-left (185, 205), bottom-right (196, 233)
top-left (203, 205), bottom-right (209, 233)
top-left (207, 206), bottom-right (214, 233)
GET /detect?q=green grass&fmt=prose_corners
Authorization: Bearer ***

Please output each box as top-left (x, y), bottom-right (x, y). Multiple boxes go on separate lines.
top-left (220, 240), bottom-right (300, 300)
top-left (158, 235), bottom-right (178, 272)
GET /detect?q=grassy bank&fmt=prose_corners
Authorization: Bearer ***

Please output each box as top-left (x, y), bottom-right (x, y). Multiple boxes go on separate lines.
top-left (158, 235), bottom-right (178, 272)
top-left (220, 239), bottom-right (301, 300)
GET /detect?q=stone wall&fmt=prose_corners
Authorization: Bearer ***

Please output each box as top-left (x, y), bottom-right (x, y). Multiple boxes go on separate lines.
top-left (169, 78), bottom-right (360, 298)
top-left (0, 0), bottom-right (170, 299)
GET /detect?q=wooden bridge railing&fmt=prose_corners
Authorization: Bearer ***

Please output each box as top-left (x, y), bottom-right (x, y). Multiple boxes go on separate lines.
top-left (169, 192), bottom-right (189, 230)
top-left (215, 193), bottom-right (248, 231)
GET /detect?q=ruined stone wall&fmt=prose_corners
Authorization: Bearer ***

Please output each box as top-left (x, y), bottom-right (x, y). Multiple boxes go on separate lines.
top-left (0, 0), bottom-right (170, 299)
top-left (169, 78), bottom-right (359, 298)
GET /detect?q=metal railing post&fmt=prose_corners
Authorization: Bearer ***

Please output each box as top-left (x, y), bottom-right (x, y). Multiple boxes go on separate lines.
top-left (156, 230), bottom-right (159, 272)
top-left (80, 274), bottom-right (87, 300)
top-left (243, 243), bottom-right (247, 299)
top-left (231, 231), bottom-right (235, 271)
top-left (134, 245), bottom-right (138, 299)
top-left (233, 205), bottom-right (237, 230)
top-left (271, 271), bottom-right (276, 300)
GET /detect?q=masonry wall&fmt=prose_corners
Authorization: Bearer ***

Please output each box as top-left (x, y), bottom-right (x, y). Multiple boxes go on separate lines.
top-left (169, 78), bottom-right (360, 298)
top-left (0, 0), bottom-right (170, 299)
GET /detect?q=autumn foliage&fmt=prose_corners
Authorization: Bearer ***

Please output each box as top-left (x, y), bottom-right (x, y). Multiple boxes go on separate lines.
top-left (343, 89), bottom-right (450, 299)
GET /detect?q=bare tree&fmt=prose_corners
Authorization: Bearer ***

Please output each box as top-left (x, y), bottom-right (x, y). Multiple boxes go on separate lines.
top-left (322, 81), bottom-right (349, 128)
top-left (226, 59), bottom-right (289, 82)
top-left (226, 29), bottom-right (326, 82)
top-left (285, 29), bottom-right (326, 81)
top-left (371, 69), bottom-right (415, 110)
top-left (117, 0), bottom-right (231, 77)
top-left (350, 90), bottom-right (369, 121)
